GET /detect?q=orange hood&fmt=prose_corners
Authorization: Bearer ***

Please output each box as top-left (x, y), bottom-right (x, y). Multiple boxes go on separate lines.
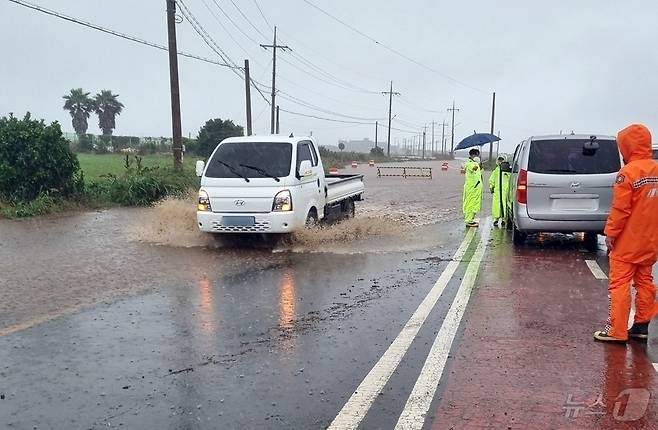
top-left (617, 124), bottom-right (652, 163)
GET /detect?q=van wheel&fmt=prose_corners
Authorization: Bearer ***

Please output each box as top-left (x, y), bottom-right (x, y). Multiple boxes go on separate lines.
top-left (513, 224), bottom-right (527, 245)
top-left (584, 232), bottom-right (599, 251)
top-left (305, 210), bottom-right (319, 228)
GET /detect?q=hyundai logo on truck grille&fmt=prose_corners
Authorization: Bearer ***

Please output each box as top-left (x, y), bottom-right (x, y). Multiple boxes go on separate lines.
top-left (234, 199), bottom-right (245, 206)
top-left (570, 182), bottom-right (581, 189)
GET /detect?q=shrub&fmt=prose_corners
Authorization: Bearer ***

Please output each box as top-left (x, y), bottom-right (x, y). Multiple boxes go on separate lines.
top-left (0, 112), bottom-right (81, 200)
top-left (85, 157), bottom-right (198, 206)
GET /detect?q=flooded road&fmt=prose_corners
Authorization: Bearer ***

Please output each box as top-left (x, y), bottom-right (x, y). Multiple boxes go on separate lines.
top-left (1, 160), bottom-right (657, 429)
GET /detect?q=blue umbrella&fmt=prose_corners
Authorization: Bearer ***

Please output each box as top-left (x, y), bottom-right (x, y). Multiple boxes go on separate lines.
top-left (455, 133), bottom-right (501, 151)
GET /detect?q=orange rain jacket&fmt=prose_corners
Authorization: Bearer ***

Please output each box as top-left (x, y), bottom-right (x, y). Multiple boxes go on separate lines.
top-left (604, 124), bottom-right (658, 264)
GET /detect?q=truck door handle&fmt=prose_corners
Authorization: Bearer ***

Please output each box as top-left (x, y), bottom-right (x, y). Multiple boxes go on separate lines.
top-left (317, 179), bottom-right (320, 187)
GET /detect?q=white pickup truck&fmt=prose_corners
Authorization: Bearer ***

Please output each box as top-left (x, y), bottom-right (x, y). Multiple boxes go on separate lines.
top-left (195, 135), bottom-right (365, 234)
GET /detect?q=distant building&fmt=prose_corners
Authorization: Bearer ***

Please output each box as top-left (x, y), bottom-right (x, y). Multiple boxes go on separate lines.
top-left (337, 138), bottom-right (379, 154)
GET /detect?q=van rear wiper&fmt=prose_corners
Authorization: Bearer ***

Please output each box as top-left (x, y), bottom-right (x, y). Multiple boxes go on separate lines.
top-left (543, 169), bottom-right (577, 173)
top-left (239, 164), bottom-right (281, 182)
top-left (216, 159), bottom-right (250, 182)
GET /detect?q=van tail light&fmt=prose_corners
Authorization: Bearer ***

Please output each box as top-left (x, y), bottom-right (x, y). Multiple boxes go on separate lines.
top-left (517, 169), bottom-right (528, 204)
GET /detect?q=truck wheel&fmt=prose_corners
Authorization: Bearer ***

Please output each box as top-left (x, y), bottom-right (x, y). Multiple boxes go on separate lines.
top-left (512, 224), bottom-right (527, 246)
top-left (343, 199), bottom-right (355, 219)
top-left (305, 210), bottom-right (318, 228)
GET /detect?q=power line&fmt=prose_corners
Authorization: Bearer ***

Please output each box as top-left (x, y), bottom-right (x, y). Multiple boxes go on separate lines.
top-left (301, 0), bottom-right (488, 94)
top-left (283, 50), bottom-right (379, 94)
top-left (253, 0), bottom-right (272, 30)
top-left (277, 54), bottom-right (377, 94)
top-left (276, 91), bottom-right (386, 121)
top-left (6, 0), bottom-right (239, 69)
top-left (198, 0), bottom-right (259, 62)
top-left (227, 0), bottom-right (269, 39)
top-left (176, 0), bottom-right (241, 70)
top-left (208, 0), bottom-right (262, 46)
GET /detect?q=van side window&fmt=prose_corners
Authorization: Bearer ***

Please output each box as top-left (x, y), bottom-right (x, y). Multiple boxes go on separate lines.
top-left (297, 142), bottom-right (314, 171)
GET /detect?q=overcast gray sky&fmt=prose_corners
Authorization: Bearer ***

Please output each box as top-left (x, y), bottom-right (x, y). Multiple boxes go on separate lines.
top-left (2, 0), bottom-right (657, 154)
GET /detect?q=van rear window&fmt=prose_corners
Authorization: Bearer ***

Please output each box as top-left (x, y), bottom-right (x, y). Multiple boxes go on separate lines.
top-left (528, 139), bottom-right (620, 174)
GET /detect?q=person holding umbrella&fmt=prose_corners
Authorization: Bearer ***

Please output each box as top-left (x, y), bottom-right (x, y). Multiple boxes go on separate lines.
top-left (463, 148), bottom-right (483, 227)
top-left (489, 156), bottom-right (511, 226)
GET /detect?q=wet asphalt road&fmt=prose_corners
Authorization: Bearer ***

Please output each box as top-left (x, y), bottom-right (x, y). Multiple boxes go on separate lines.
top-left (2, 162), bottom-right (658, 429)
top-left (0, 207), bottom-right (467, 429)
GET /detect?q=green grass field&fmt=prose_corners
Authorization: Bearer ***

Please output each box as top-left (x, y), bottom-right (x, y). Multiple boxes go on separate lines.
top-left (77, 153), bottom-right (202, 181)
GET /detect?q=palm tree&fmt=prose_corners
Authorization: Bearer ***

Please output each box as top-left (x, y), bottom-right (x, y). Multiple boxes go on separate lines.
top-left (94, 90), bottom-right (124, 136)
top-left (63, 88), bottom-right (94, 136)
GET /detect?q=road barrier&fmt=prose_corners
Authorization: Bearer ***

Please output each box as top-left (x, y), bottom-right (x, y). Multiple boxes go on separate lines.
top-left (329, 167), bottom-right (339, 175)
top-left (351, 161), bottom-right (358, 168)
top-left (368, 160), bottom-right (375, 167)
top-left (441, 162), bottom-right (449, 171)
top-left (377, 166), bottom-right (433, 179)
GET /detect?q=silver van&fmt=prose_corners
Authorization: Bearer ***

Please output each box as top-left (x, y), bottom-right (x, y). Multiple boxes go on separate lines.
top-left (506, 134), bottom-right (621, 245)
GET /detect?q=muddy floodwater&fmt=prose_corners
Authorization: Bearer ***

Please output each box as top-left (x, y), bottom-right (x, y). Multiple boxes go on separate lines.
top-left (0, 160), bottom-right (466, 335)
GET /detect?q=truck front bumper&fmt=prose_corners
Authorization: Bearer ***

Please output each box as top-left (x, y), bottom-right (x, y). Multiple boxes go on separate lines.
top-left (197, 211), bottom-right (301, 234)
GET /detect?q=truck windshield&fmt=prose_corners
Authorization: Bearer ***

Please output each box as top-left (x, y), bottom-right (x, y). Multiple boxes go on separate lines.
top-left (205, 142), bottom-right (292, 178)
top-left (528, 139), bottom-right (620, 174)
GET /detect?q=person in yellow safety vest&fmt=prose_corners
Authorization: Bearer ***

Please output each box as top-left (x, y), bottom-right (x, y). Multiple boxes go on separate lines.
top-left (489, 156), bottom-right (511, 226)
top-left (463, 148), bottom-right (483, 227)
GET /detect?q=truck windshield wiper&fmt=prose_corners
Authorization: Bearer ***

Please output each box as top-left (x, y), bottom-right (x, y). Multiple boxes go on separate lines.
top-left (239, 164), bottom-right (281, 182)
top-left (216, 159), bottom-right (250, 182)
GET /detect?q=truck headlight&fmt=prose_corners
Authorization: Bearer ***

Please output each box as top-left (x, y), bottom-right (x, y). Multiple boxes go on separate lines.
top-left (197, 189), bottom-right (211, 212)
top-left (272, 190), bottom-right (292, 212)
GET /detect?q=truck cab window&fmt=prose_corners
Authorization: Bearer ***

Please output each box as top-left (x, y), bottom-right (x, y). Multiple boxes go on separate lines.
top-left (297, 142), bottom-right (314, 171)
top-left (299, 140), bottom-right (318, 166)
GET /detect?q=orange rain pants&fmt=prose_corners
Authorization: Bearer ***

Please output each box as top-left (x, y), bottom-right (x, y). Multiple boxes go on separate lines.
top-left (604, 124), bottom-right (658, 340)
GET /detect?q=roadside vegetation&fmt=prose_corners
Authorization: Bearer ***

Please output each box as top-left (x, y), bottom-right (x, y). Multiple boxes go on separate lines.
top-left (0, 112), bottom-right (204, 218)
top-left (319, 146), bottom-right (392, 171)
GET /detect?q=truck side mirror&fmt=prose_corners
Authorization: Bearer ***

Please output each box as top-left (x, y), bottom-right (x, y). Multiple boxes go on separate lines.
top-left (195, 160), bottom-right (205, 177)
top-left (298, 160), bottom-right (313, 178)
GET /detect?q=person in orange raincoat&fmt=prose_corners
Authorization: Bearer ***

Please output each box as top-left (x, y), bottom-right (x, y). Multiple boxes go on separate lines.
top-left (595, 124), bottom-right (658, 342)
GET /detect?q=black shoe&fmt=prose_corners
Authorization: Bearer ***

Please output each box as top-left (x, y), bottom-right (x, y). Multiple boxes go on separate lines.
top-left (628, 322), bottom-right (649, 340)
top-left (493, 220), bottom-right (499, 227)
top-left (594, 330), bottom-right (627, 343)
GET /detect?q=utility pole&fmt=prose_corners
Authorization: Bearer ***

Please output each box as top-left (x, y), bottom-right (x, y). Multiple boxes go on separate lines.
top-left (422, 126), bottom-right (427, 160)
top-left (260, 26), bottom-right (290, 134)
top-left (244, 59), bottom-right (253, 135)
top-left (441, 121), bottom-right (448, 155)
top-left (429, 120), bottom-right (438, 156)
top-left (382, 81), bottom-right (400, 157)
top-left (488, 91), bottom-right (496, 165)
top-left (275, 105), bottom-right (280, 134)
top-left (496, 129), bottom-right (501, 159)
top-left (374, 121), bottom-right (378, 148)
top-left (447, 101), bottom-right (460, 155)
top-left (166, 0), bottom-right (183, 168)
